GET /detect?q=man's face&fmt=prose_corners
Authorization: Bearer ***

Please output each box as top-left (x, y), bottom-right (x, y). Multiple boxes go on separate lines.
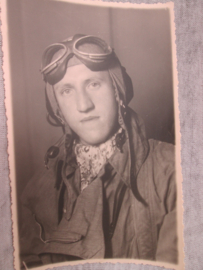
top-left (54, 64), bottom-right (118, 145)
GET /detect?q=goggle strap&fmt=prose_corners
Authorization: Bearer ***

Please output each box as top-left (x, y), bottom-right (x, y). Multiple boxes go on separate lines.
top-left (42, 62), bottom-right (58, 75)
top-left (89, 54), bottom-right (111, 60)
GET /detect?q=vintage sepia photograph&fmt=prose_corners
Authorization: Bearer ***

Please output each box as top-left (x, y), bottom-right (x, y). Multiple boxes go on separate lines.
top-left (2, 0), bottom-right (184, 269)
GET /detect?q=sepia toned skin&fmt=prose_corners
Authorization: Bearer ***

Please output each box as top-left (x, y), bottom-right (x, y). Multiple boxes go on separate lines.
top-left (54, 64), bottom-right (119, 145)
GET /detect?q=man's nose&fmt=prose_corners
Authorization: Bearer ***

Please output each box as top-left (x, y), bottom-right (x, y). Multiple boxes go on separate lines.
top-left (76, 90), bottom-right (94, 113)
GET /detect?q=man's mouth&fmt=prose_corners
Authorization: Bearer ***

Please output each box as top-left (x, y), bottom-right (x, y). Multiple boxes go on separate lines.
top-left (80, 116), bottom-right (100, 122)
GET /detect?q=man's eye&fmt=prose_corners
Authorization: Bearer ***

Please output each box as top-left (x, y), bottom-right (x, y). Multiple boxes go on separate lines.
top-left (88, 82), bottom-right (100, 90)
top-left (61, 88), bottom-right (73, 95)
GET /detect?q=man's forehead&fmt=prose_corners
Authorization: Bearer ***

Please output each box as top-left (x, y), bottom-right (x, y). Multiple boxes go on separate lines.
top-left (54, 64), bottom-right (110, 88)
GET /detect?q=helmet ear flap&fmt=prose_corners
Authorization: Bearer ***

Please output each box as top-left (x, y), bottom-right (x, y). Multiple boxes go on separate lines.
top-left (45, 86), bottom-right (61, 126)
top-left (121, 66), bottom-right (134, 104)
top-left (110, 72), bottom-right (127, 128)
top-left (45, 83), bottom-right (73, 137)
top-left (55, 108), bottom-right (65, 125)
top-left (45, 83), bottom-right (65, 126)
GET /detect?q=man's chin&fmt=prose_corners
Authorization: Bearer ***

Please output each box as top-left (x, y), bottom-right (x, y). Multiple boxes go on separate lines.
top-left (79, 132), bottom-right (110, 146)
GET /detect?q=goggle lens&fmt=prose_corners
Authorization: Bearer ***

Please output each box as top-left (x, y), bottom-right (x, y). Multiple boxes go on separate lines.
top-left (73, 36), bottom-right (112, 60)
top-left (41, 44), bottom-right (67, 75)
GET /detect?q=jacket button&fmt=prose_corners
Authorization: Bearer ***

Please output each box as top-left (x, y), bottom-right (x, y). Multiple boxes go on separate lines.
top-left (63, 208), bottom-right (67, 213)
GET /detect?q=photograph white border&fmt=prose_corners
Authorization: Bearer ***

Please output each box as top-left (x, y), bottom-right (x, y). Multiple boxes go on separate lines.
top-left (1, 1), bottom-right (184, 269)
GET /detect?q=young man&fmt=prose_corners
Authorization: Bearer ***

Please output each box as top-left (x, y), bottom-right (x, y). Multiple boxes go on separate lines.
top-left (20, 35), bottom-right (177, 268)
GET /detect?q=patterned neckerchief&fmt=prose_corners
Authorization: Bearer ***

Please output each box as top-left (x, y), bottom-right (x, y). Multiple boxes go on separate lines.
top-left (74, 128), bottom-right (122, 191)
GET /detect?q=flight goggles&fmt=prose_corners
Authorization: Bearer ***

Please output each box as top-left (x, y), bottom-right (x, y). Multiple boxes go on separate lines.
top-left (41, 34), bottom-right (114, 85)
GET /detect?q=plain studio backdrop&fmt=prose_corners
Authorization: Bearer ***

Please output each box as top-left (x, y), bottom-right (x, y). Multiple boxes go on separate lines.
top-left (7, 0), bottom-right (174, 222)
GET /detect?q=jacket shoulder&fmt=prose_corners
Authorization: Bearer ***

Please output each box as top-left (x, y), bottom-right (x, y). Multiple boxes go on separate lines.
top-left (21, 135), bottom-right (67, 205)
top-left (148, 139), bottom-right (175, 164)
top-left (138, 139), bottom-right (176, 204)
top-left (20, 166), bottom-right (56, 208)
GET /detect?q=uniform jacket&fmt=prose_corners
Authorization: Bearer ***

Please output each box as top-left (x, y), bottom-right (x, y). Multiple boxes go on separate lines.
top-left (20, 110), bottom-right (177, 268)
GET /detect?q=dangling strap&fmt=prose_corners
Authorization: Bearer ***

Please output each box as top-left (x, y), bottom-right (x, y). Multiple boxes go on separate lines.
top-left (109, 182), bottom-right (127, 239)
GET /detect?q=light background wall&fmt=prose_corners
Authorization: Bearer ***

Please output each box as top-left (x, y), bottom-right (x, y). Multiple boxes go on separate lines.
top-left (7, 0), bottom-right (173, 205)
